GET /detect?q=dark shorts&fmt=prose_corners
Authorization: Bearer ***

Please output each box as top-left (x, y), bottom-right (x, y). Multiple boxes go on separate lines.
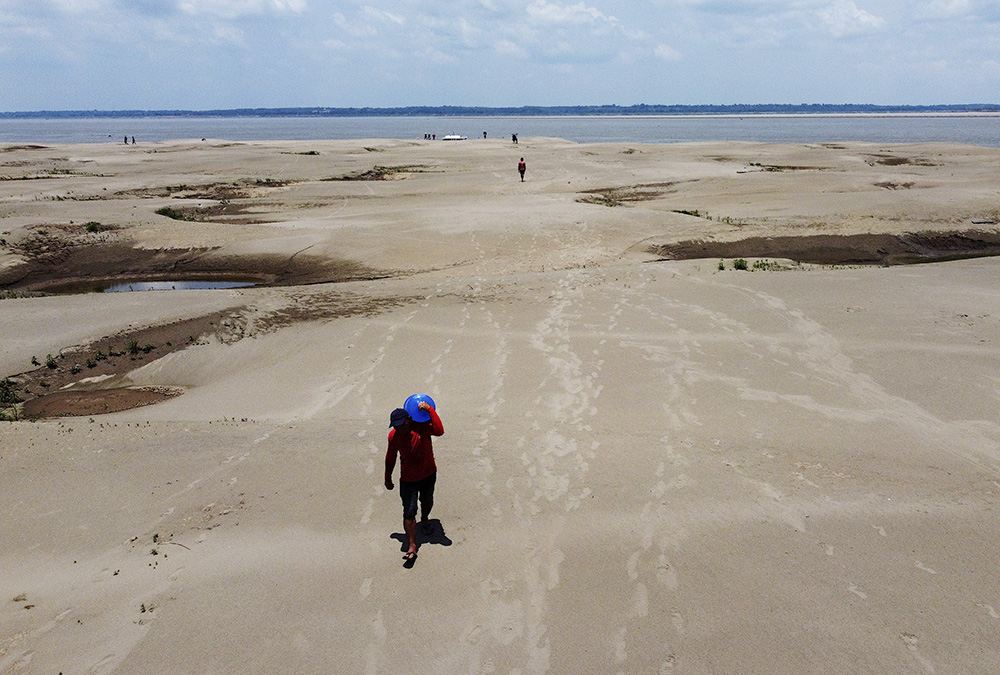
top-left (399, 472), bottom-right (436, 520)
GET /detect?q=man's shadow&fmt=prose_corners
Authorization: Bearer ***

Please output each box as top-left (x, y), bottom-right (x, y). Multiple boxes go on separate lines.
top-left (390, 519), bottom-right (453, 568)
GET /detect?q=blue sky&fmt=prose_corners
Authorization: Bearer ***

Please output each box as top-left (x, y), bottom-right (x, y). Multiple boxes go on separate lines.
top-left (1, 0), bottom-right (998, 111)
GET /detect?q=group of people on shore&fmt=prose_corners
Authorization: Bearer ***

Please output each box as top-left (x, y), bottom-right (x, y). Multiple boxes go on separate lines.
top-left (420, 131), bottom-right (518, 143)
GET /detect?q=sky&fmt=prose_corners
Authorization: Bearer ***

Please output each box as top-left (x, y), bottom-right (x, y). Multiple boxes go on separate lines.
top-left (1, 0), bottom-right (998, 111)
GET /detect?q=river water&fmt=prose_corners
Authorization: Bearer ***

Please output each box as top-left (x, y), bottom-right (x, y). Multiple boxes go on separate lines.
top-left (2, 114), bottom-right (999, 146)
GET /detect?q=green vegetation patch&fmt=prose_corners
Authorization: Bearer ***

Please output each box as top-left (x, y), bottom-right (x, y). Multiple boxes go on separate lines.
top-left (83, 221), bottom-right (116, 233)
top-left (155, 205), bottom-right (198, 221)
top-left (0, 377), bottom-right (23, 420)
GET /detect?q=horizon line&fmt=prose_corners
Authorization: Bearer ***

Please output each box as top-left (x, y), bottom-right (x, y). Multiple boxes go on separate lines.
top-left (4, 103), bottom-right (1000, 118)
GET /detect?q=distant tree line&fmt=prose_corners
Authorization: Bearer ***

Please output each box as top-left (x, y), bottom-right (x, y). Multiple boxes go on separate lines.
top-left (3, 103), bottom-right (1000, 118)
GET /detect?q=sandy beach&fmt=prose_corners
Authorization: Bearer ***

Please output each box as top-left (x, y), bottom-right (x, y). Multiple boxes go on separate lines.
top-left (2, 137), bottom-right (1000, 673)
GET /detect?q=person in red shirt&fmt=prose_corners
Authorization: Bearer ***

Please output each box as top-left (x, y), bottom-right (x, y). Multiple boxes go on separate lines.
top-left (518, 157), bottom-right (526, 181)
top-left (384, 400), bottom-right (444, 561)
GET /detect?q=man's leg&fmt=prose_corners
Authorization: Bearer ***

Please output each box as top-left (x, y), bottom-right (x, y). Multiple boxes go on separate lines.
top-left (400, 480), bottom-right (419, 558)
top-left (419, 473), bottom-right (436, 531)
top-left (403, 517), bottom-right (417, 556)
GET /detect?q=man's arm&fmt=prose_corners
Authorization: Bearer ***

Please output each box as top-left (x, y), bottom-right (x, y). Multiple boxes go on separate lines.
top-left (421, 401), bottom-right (444, 436)
top-left (384, 432), bottom-right (397, 490)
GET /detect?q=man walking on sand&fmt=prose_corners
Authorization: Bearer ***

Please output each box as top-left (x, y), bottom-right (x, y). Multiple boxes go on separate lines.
top-left (518, 157), bottom-right (526, 181)
top-left (384, 401), bottom-right (444, 562)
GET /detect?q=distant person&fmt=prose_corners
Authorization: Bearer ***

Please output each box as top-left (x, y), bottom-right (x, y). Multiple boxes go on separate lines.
top-left (124, 136), bottom-right (128, 145)
top-left (512, 133), bottom-right (518, 144)
top-left (131, 136), bottom-right (136, 145)
top-left (384, 400), bottom-right (444, 562)
top-left (432, 134), bottom-right (436, 140)
top-left (518, 157), bottom-right (526, 182)
top-left (483, 131), bottom-right (487, 139)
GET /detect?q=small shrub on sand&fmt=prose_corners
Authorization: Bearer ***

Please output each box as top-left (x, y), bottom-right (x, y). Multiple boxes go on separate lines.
top-left (155, 206), bottom-right (197, 221)
top-left (1, 377), bottom-right (23, 420)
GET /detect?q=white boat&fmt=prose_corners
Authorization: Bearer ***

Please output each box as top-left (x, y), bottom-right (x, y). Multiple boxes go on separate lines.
top-left (441, 135), bottom-right (468, 141)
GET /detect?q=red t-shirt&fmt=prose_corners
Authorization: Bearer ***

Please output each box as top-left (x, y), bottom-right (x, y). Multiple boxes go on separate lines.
top-left (385, 406), bottom-right (444, 483)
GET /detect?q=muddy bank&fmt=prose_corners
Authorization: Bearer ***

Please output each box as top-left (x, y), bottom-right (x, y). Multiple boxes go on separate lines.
top-left (6, 290), bottom-right (411, 418)
top-left (651, 230), bottom-right (1000, 265)
top-left (0, 241), bottom-right (386, 294)
top-left (6, 309), bottom-right (243, 419)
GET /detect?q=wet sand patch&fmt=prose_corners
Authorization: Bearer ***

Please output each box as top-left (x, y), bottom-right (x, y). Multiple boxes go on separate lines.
top-left (577, 182), bottom-right (676, 206)
top-left (866, 153), bottom-right (939, 167)
top-left (651, 230), bottom-right (1000, 265)
top-left (324, 164), bottom-right (431, 181)
top-left (21, 387), bottom-right (180, 418)
top-left (117, 178), bottom-right (290, 201)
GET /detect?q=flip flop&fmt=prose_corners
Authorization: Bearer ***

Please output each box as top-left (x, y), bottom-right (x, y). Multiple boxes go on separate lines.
top-left (403, 551), bottom-right (417, 561)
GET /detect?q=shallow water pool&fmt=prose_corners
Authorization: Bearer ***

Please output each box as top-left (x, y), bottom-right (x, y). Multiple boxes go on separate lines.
top-left (102, 280), bottom-right (256, 293)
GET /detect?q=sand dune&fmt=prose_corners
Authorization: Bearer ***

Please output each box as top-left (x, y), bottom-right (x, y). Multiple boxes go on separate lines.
top-left (2, 138), bottom-right (1000, 673)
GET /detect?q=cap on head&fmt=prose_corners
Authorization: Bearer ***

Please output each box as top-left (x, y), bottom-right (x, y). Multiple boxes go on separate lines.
top-left (390, 408), bottom-right (410, 428)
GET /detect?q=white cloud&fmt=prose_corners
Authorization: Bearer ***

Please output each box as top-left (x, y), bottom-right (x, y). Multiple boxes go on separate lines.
top-left (654, 43), bottom-right (682, 61)
top-left (458, 17), bottom-right (485, 47)
top-left (361, 5), bottom-right (405, 26)
top-left (176, 0), bottom-right (305, 18)
top-left (494, 39), bottom-right (529, 58)
top-left (40, 0), bottom-right (108, 11)
top-left (662, 0), bottom-right (796, 16)
top-left (915, 0), bottom-right (971, 20)
top-left (210, 24), bottom-right (247, 46)
top-left (418, 46), bottom-right (456, 64)
top-left (819, 0), bottom-right (885, 38)
top-left (332, 11), bottom-right (377, 37)
top-left (614, 46), bottom-right (643, 65)
top-left (548, 40), bottom-right (576, 55)
top-left (526, 0), bottom-right (618, 26)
